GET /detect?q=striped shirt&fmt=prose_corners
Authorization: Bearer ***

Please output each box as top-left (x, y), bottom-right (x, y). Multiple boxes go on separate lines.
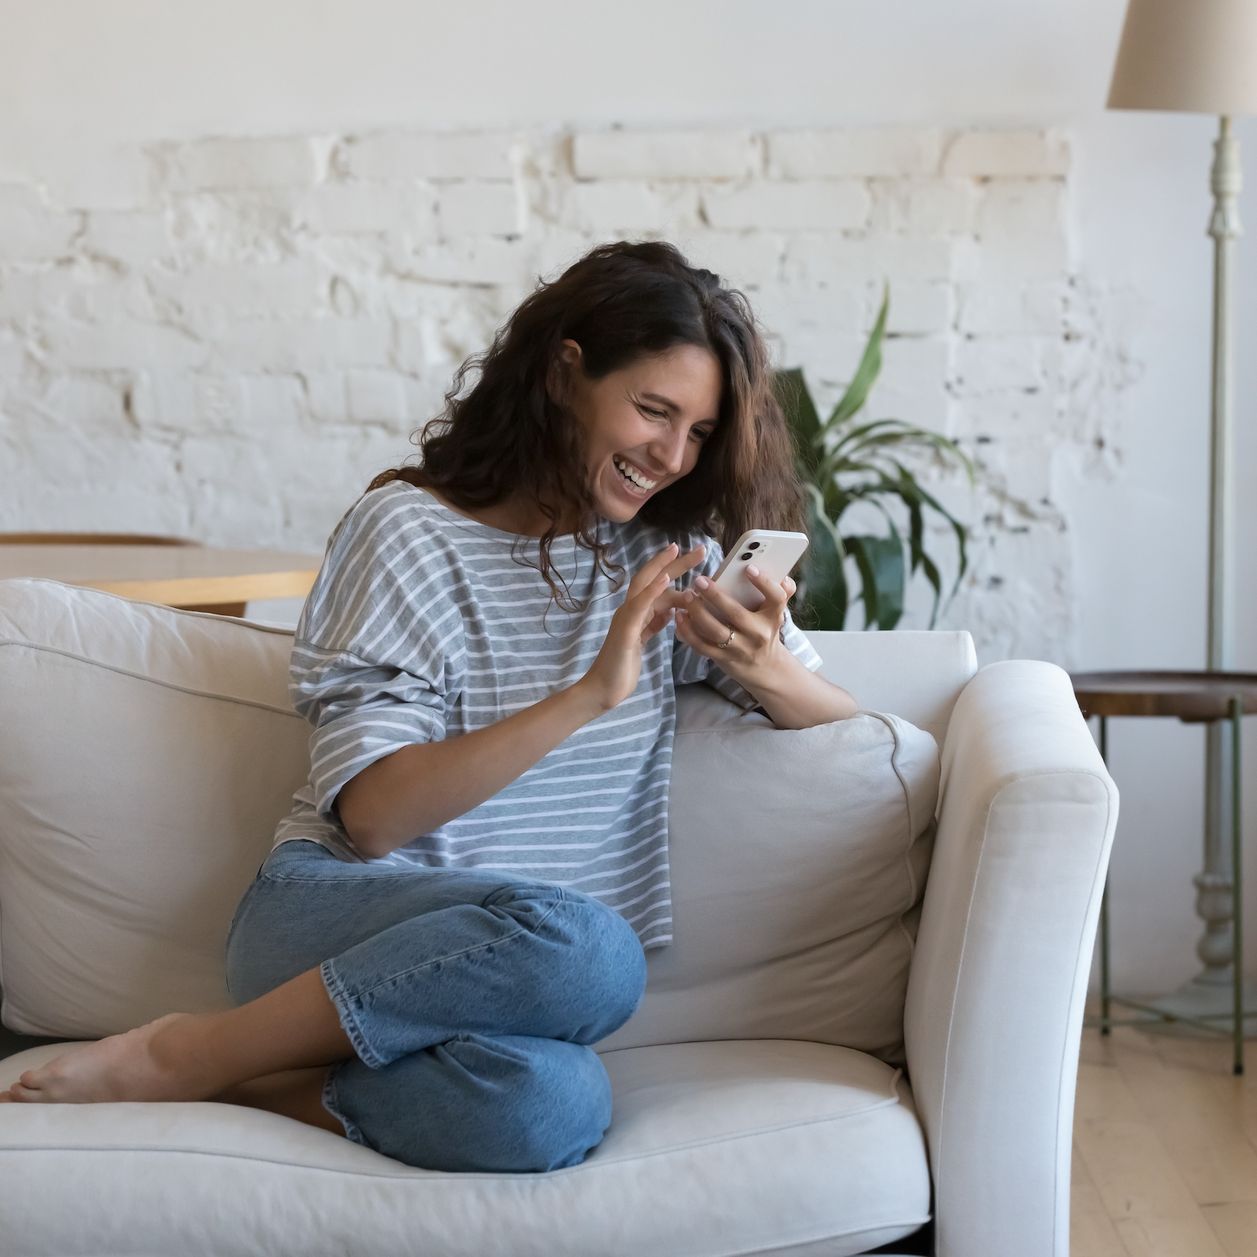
top-left (271, 479), bottom-right (825, 951)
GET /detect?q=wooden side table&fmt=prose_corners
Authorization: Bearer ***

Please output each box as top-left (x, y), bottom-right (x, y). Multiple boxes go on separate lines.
top-left (1070, 670), bottom-right (1257, 1075)
top-left (0, 543), bottom-right (321, 616)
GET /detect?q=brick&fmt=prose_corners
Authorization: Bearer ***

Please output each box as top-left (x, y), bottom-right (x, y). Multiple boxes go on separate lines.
top-left (346, 368), bottom-right (408, 425)
top-left (868, 177), bottom-right (979, 235)
top-left (957, 281), bottom-right (1066, 335)
top-left (952, 335), bottom-right (1049, 394)
top-left (883, 281), bottom-right (955, 335)
top-left (151, 136), bottom-right (329, 192)
top-left (941, 129), bottom-right (1069, 177)
top-left (954, 389), bottom-right (1058, 434)
top-left (784, 234), bottom-right (954, 286)
top-left (213, 317), bottom-right (392, 370)
top-left (572, 129), bottom-right (759, 180)
top-left (0, 206), bottom-right (81, 261)
top-left (768, 129), bottom-right (942, 178)
top-left (237, 374), bottom-right (306, 434)
top-left (45, 319), bottom-right (209, 372)
top-left (565, 181), bottom-right (697, 234)
top-left (701, 180), bottom-right (869, 231)
top-left (4, 436), bottom-right (184, 527)
top-left (338, 130), bottom-right (522, 181)
top-left (38, 376), bottom-right (127, 431)
top-left (35, 144), bottom-right (155, 211)
top-left (298, 371), bottom-right (346, 424)
top-left (676, 230), bottom-right (786, 288)
top-left (179, 434), bottom-right (285, 537)
top-left (751, 280), bottom-right (867, 339)
top-left (975, 179), bottom-right (1066, 243)
top-left (146, 259), bottom-right (327, 318)
top-left (132, 372), bottom-right (234, 434)
top-left (436, 181), bottom-right (525, 237)
top-left (953, 233), bottom-right (1069, 284)
top-left (81, 211), bottom-right (172, 266)
top-left (291, 181), bottom-right (438, 236)
top-left (166, 188), bottom-right (306, 261)
top-left (387, 236), bottom-right (539, 287)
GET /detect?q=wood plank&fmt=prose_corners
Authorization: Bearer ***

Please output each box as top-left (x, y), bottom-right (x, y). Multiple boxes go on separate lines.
top-left (1073, 1141), bottom-right (1128, 1257)
top-left (1114, 1214), bottom-right (1231, 1257)
top-left (1071, 1000), bottom-right (1257, 1257)
top-left (1200, 1202), bottom-right (1257, 1257)
top-left (1112, 1029), bottom-right (1257, 1205)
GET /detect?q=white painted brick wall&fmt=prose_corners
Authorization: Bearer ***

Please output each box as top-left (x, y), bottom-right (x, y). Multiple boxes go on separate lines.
top-left (0, 123), bottom-right (1103, 664)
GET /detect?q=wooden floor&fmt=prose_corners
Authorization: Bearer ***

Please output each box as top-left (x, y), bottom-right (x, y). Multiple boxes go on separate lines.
top-left (1073, 996), bottom-right (1257, 1256)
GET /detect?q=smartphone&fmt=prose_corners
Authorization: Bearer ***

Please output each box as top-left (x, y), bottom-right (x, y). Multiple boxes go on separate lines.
top-left (710, 529), bottom-right (809, 611)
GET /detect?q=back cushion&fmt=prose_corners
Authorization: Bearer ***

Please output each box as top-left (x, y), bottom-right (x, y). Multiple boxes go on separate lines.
top-left (597, 685), bottom-right (938, 1066)
top-left (0, 579), bottom-right (937, 1068)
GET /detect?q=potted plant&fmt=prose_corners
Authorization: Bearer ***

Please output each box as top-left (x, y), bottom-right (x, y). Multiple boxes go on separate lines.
top-left (774, 283), bottom-right (977, 631)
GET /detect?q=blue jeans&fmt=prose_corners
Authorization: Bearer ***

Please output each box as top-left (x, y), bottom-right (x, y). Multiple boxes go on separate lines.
top-left (224, 839), bottom-right (649, 1173)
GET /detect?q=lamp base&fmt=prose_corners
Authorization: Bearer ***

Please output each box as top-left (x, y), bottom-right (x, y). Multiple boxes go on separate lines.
top-left (1126, 969), bottom-right (1257, 1040)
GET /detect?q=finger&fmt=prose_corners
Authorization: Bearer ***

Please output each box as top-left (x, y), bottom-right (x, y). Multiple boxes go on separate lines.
top-left (741, 566), bottom-right (790, 615)
top-left (642, 594), bottom-right (680, 643)
top-left (687, 575), bottom-right (759, 633)
top-left (661, 543), bottom-right (706, 585)
top-left (637, 570), bottom-right (673, 610)
top-left (642, 542), bottom-right (679, 583)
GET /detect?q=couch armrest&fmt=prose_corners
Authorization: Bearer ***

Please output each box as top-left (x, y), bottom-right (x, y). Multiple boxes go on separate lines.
top-left (903, 660), bottom-right (1119, 1257)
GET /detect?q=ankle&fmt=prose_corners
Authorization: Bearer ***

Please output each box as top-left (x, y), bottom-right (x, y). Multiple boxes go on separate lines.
top-left (150, 1012), bottom-right (239, 1095)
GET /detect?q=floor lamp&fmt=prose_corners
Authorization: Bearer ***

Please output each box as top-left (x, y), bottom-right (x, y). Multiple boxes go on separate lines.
top-left (1107, 0), bottom-right (1257, 1028)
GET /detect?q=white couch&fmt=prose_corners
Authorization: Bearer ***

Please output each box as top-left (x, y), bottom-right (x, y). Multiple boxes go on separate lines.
top-left (0, 577), bottom-right (1118, 1257)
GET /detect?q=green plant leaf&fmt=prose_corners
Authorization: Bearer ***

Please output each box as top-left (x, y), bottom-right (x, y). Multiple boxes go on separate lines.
top-left (895, 474), bottom-right (969, 604)
top-left (799, 482), bottom-right (848, 630)
top-left (844, 531), bottom-right (906, 630)
top-left (828, 283), bottom-right (888, 429)
top-left (918, 547), bottom-right (943, 627)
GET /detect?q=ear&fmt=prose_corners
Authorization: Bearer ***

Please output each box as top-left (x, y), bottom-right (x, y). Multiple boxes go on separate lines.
top-left (546, 339), bottom-right (583, 405)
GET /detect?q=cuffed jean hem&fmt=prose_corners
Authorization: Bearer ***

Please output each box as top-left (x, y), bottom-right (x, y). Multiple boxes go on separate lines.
top-left (319, 957), bottom-right (388, 1070)
top-left (322, 1064), bottom-right (366, 1146)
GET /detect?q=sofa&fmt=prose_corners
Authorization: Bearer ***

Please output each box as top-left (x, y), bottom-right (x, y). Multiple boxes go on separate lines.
top-left (0, 576), bottom-right (1118, 1257)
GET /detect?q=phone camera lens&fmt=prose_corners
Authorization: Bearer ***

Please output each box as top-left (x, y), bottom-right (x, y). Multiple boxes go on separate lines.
top-left (739, 551), bottom-right (754, 561)
top-left (747, 541), bottom-right (761, 549)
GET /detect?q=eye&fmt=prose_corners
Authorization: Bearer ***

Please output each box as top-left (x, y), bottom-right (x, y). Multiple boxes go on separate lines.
top-left (639, 405), bottom-right (668, 420)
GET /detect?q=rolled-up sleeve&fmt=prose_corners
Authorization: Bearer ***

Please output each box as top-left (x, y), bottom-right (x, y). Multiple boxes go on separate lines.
top-left (289, 488), bottom-right (461, 823)
top-left (672, 530), bottom-right (824, 713)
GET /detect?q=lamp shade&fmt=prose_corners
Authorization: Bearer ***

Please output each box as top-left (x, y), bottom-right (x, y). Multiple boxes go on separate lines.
top-left (1108, 0), bottom-right (1257, 116)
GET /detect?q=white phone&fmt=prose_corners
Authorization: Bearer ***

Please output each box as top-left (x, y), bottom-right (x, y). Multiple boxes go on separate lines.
top-left (710, 529), bottom-right (809, 611)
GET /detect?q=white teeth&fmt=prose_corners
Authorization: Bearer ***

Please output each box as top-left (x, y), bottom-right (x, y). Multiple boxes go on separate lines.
top-left (613, 454), bottom-right (656, 491)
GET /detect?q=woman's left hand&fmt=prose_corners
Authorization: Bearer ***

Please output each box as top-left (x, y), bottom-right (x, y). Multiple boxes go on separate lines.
top-left (673, 566), bottom-right (796, 680)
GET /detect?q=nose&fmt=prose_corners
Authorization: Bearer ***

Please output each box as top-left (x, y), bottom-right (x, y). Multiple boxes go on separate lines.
top-left (646, 427), bottom-right (689, 478)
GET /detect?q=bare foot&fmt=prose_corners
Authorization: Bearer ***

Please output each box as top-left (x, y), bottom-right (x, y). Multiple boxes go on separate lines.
top-left (0, 1013), bottom-right (227, 1105)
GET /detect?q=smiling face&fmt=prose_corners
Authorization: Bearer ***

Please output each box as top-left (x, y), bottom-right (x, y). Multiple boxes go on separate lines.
top-left (557, 339), bottom-right (723, 524)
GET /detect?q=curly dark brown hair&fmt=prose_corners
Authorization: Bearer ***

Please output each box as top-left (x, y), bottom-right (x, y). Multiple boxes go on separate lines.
top-left (363, 238), bottom-right (807, 614)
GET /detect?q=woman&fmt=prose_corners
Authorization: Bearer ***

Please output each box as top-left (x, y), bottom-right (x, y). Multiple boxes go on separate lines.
top-left (0, 240), bottom-right (858, 1170)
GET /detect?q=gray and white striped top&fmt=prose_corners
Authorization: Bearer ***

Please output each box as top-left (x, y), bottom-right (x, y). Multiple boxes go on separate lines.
top-left (271, 479), bottom-right (825, 951)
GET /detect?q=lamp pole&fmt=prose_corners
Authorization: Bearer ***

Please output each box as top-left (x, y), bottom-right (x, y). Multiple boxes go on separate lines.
top-left (1144, 115), bottom-right (1257, 1029)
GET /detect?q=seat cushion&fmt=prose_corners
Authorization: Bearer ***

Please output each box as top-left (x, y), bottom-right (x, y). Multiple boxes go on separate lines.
top-left (0, 1038), bottom-right (930, 1257)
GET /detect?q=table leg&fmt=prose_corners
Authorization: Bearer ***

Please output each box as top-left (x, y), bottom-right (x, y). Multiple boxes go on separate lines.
top-left (1231, 696), bottom-right (1244, 1076)
top-left (1099, 715), bottom-right (1111, 1036)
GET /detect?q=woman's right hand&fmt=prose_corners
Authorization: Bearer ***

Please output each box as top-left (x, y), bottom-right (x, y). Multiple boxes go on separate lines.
top-left (577, 541), bottom-right (707, 712)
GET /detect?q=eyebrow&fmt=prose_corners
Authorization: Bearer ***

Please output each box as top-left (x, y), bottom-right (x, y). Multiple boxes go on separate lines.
top-left (640, 392), bottom-right (719, 426)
